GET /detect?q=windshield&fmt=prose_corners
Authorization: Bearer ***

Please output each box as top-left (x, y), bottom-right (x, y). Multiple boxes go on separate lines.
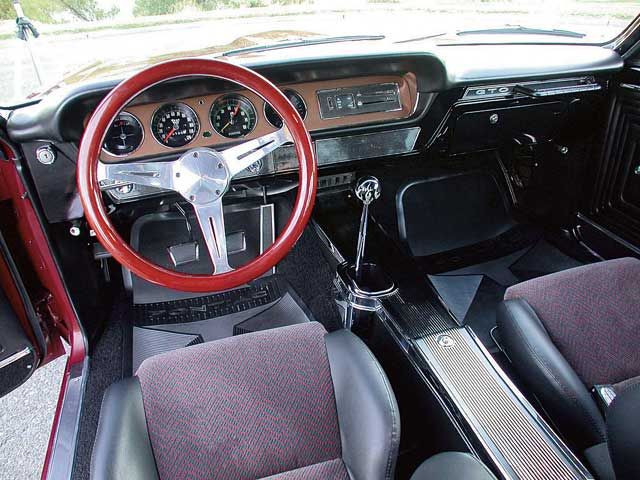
top-left (1, 0), bottom-right (638, 106)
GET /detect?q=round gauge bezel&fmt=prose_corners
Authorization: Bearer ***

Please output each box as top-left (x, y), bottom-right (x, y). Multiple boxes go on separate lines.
top-left (101, 111), bottom-right (145, 157)
top-left (151, 102), bottom-right (200, 148)
top-left (263, 89), bottom-right (307, 129)
top-left (209, 94), bottom-right (258, 139)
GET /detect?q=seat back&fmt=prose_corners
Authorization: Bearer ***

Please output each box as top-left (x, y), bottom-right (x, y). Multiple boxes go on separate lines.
top-left (92, 322), bottom-right (401, 480)
top-left (136, 322), bottom-right (342, 480)
top-left (504, 257), bottom-right (640, 387)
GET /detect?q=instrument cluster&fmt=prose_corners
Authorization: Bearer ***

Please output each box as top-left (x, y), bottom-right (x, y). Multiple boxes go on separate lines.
top-left (102, 91), bottom-right (306, 156)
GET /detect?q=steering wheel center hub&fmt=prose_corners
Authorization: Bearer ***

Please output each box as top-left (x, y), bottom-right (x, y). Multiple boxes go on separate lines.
top-left (174, 148), bottom-right (229, 205)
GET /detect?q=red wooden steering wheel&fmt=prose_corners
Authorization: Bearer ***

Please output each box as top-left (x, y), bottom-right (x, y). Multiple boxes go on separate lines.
top-left (77, 59), bottom-right (317, 292)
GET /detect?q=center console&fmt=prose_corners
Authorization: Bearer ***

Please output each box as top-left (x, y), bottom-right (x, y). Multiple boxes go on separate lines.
top-left (380, 291), bottom-right (594, 480)
top-left (315, 185), bottom-right (595, 480)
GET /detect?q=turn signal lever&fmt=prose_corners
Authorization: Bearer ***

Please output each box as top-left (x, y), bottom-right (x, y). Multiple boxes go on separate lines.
top-left (354, 176), bottom-right (381, 282)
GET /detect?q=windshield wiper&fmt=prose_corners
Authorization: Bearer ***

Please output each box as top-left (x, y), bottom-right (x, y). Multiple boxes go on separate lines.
top-left (456, 25), bottom-right (586, 39)
top-left (0, 98), bottom-right (41, 110)
top-left (223, 35), bottom-right (385, 56)
top-left (394, 32), bottom-right (446, 44)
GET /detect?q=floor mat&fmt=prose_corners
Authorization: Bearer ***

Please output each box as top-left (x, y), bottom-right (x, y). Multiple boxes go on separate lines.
top-left (509, 240), bottom-right (582, 280)
top-left (429, 239), bottom-right (587, 350)
top-left (131, 285), bottom-right (311, 370)
top-left (132, 328), bottom-right (203, 372)
top-left (132, 276), bottom-right (281, 326)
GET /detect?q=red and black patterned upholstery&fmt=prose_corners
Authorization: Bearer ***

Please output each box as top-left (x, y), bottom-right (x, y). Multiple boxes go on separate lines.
top-left (137, 322), bottom-right (343, 479)
top-left (497, 257), bottom-right (640, 480)
top-left (91, 322), bottom-right (400, 480)
top-left (263, 459), bottom-right (350, 479)
top-left (504, 257), bottom-right (640, 387)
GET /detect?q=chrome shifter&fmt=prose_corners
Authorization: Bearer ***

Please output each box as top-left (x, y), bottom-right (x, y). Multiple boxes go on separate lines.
top-left (354, 176), bottom-right (381, 282)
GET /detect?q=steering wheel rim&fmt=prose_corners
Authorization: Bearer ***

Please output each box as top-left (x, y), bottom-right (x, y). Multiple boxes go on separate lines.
top-left (77, 58), bottom-right (317, 292)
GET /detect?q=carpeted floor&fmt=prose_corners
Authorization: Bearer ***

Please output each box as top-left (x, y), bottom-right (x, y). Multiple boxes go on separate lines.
top-left (72, 300), bottom-right (127, 480)
top-left (276, 226), bottom-right (343, 332)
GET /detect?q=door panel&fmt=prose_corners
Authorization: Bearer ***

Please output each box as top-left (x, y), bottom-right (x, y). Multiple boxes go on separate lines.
top-left (585, 72), bottom-right (640, 248)
top-left (0, 137), bottom-right (84, 364)
top-left (0, 285), bottom-right (37, 396)
top-left (0, 238), bottom-right (39, 397)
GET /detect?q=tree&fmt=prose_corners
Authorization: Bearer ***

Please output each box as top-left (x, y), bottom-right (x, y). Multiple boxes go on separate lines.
top-left (58, 0), bottom-right (119, 21)
top-left (0, 0), bottom-right (119, 23)
top-left (133, 0), bottom-right (184, 17)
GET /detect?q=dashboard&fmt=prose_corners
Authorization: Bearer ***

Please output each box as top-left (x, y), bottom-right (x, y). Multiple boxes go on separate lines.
top-left (4, 41), bottom-right (624, 222)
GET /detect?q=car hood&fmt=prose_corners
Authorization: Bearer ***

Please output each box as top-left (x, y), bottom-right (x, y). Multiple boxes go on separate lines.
top-left (29, 30), bottom-right (319, 100)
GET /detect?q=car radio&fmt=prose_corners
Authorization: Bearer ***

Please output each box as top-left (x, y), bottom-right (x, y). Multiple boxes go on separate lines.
top-left (316, 82), bottom-right (402, 119)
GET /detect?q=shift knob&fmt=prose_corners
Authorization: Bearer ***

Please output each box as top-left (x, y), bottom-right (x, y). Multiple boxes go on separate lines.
top-left (355, 176), bottom-right (381, 206)
top-left (353, 176), bottom-right (381, 288)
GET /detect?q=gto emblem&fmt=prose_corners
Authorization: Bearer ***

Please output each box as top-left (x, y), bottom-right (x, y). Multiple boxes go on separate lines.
top-left (437, 334), bottom-right (456, 348)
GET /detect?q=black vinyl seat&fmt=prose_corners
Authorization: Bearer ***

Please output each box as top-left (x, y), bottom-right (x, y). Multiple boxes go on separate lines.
top-left (497, 257), bottom-right (640, 480)
top-left (409, 452), bottom-right (497, 480)
top-left (91, 323), bottom-right (400, 480)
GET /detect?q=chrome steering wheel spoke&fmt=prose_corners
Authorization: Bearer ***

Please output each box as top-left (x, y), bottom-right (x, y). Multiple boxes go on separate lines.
top-left (222, 128), bottom-right (291, 177)
top-left (193, 200), bottom-right (233, 274)
top-left (98, 130), bottom-right (291, 276)
top-left (98, 160), bottom-right (177, 191)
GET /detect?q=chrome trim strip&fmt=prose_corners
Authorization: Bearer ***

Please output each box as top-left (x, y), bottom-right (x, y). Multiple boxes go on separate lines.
top-left (314, 126), bottom-right (420, 165)
top-left (467, 328), bottom-right (594, 479)
top-left (415, 327), bottom-right (593, 480)
top-left (311, 219), bottom-right (346, 265)
top-left (0, 347), bottom-right (31, 369)
top-left (620, 83), bottom-right (640, 92)
top-left (460, 76), bottom-right (600, 102)
top-left (612, 14), bottom-right (640, 54)
top-left (374, 305), bottom-right (479, 455)
top-left (577, 213), bottom-right (640, 256)
top-left (45, 358), bottom-right (88, 480)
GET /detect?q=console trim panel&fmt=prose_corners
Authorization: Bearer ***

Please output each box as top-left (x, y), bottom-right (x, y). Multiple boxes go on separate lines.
top-left (415, 326), bottom-right (593, 480)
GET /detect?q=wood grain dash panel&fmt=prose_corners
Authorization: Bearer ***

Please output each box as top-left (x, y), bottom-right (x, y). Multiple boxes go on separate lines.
top-left (99, 73), bottom-right (417, 163)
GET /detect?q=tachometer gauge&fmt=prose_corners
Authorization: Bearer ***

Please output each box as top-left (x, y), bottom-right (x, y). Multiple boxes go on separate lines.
top-left (102, 112), bottom-right (144, 156)
top-left (264, 90), bottom-right (307, 129)
top-left (210, 95), bottom-right (257, 139)
top-left (151, 103), bottom-right (199, 148)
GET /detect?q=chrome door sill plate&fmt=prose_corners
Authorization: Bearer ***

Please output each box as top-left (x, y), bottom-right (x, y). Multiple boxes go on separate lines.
top-left (415, 327), bottom-right (593, 480)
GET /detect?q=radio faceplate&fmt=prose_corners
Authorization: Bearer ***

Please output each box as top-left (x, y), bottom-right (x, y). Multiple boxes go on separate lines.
top-left (317, 82), bottom-right (402, 119)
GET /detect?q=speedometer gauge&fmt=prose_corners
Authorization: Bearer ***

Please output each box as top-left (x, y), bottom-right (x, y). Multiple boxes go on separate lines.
top-left (102, 112), bottom-right (143, 156)
top-left (264, 90), bottom-right (307, 129)
top-left (151, 103), bottom-right (199, 148)
top-left (210, 95), bottom-right (257, 139)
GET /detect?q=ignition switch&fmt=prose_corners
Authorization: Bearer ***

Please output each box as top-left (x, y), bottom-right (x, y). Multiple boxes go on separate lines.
top-left (35, 145), bottom-right (56, 165)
